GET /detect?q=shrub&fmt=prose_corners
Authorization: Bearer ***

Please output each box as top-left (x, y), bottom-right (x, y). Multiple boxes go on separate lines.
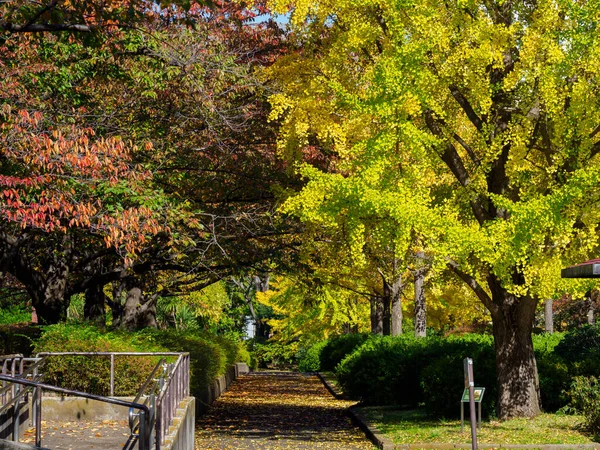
top-left (555, 325), bottom-right (600, 363)
top-left (298, 340), bottom-right (327, 372)
top-left (34, 324), bottom-right (161, 396)
top-left (320, 333), bottom-right (369, 372)
top-left (35, 325), bottom-right (250, 398)
top-left (533, 333), bottom-right (569, 412)
top-left (420, 334), bottom-right (496, 418)
top-left (251, 341), bottom-right (298, 369)
top-left (565, 376), bottom-right (600, 434)
top-left (135, 329), bottom-right (228, 396)
top-left (336, 335), bottom-right (430, 406)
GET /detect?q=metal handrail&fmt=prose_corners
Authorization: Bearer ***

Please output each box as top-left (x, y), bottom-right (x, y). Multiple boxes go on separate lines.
top-left (129, 358), bottom-right (166, 432)
top-left (0, 374), bottom-right (152, 448)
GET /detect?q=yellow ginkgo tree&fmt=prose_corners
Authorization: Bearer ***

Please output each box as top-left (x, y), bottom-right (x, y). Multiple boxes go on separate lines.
top-left (267, 0), bottom-right (600, 418)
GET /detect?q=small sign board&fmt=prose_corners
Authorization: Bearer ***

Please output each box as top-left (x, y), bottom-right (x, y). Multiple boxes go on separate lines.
top-left (461, 387), bottom-right (485, 403)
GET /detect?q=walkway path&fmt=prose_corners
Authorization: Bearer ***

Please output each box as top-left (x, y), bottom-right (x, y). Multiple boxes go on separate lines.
top-left (195, 372), bottom-right (374, 450)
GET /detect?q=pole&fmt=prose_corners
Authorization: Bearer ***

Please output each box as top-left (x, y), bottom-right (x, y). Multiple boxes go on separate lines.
top-left (110, 354), bottom-right (115, 397)
top-left (464, 357), bottom-right (478, 450)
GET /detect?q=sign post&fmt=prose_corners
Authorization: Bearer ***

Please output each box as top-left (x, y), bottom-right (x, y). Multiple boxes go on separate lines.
top-left (464, 357), bottom-right (478, 450)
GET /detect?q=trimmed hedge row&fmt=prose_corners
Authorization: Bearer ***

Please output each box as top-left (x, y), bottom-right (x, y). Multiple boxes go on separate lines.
top-left (301, 326), bottom-right (600, 418)
top-left (33, 324), bottom-right (250, 397)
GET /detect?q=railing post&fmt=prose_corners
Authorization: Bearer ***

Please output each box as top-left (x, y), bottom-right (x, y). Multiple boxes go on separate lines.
top-left (110, 354), bottom-right (115, 397)
top-left (35, 387), bottom-right (42, 448)
top-left (13, 383), bottom-right (20, 442)
top-left (139, 409), bottom-right (147, 450)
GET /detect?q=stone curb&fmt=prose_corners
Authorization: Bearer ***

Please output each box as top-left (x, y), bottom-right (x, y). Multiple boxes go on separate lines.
top-left (316, 373), bottom-right (600, 450)
top-left (196, 362), bottom-right (249, 415)
top-left (316, 372), bottom-right (395, 449)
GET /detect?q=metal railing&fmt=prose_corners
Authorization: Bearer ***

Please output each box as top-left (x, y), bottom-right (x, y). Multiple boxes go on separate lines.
top-left (156, 354), bottom-right (190, 449)
top-left (0, 352), bottom-right (191, 449)
top-left (0, 374), bottom-right (152, 448)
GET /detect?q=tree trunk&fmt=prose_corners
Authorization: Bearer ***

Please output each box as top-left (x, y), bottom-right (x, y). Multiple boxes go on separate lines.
top-left (28, 261), bottom-right (70, 324)
top-left (413, 251), bottom-right (427, 337)
top-left (586, 292), bottom-right (595, 325)
top-left (382, 290), bottom-right (391, 336)
top-left (84, 284), bottom-right (106, 327)
top-left (544, 299), bottom-right (553, 333)
top-left (118, 279), bottom-right (157, 331)
top-left (391, 275), bottom-right (403, 336)
top-left (370, 297), bottom-right (383, 335)
top-left (489, 281), bottom-right (541, 419)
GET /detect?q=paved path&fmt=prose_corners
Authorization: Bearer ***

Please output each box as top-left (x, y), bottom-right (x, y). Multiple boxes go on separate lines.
top-left (195, 372), bottom-right (375, 450)
top-left (21, 419), bottom-right (132, 449)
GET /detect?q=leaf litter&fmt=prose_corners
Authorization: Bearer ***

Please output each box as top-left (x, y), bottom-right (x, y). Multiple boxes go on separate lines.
top-left (195, 372), bottom-right (375, 449)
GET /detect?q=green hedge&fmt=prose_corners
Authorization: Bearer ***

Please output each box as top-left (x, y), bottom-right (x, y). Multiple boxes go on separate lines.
top-left (298, 340), bottom-right (327, 372)
top-left (333, 332), bottom-right (580, 418)
top-left (34, 324), bottom-right (249, 397)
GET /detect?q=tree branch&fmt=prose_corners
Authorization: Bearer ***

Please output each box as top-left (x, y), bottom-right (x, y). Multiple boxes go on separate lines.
top-left (447, 260), bottom-right (496, 314)
top-left (0, 22), bottom-right (95, 33)
top-left (449, 84), bottom-right (484, 132)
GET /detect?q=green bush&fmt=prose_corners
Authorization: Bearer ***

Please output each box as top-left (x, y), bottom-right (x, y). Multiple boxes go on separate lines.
top-left (34, 324), bottom-right (161, 396)
top-left (134, 329), bottom-right (228, 396)
top-left (534, 333), bottom-right (569, 412)
top-left (420, 334), bottom-right (496, 418)
top-left (35, 325), bottom-right (250, 398)
top-left (251, 341), bottom-right (298, 369)
top-left (320, 333), bottom-right (369, 372)
top-left (0, 305), bottom-right (31, 325)
top-left (298, 340), bottom-right (327, 372)
top-left (336, 335), bottom-right (431, 406)
top-left (565, 376), bottom-right (600, 434)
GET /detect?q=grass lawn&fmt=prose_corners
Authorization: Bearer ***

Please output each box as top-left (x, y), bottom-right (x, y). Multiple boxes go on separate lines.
top-left (361, 408), bottom-right (597, 446)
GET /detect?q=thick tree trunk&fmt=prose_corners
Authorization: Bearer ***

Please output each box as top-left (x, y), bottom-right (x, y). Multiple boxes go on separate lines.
top-left (489, 284), bottom-right (541, 419)
top-left (544, 299), bottom-right (553, 333)
top-left (118, 279), bottom-right (157, 331)
top-left (370, 297), bottom-right (383, 335)
top-left (385, 273), bottom-right (404, 336)
top-left (28, 261), bottom-right (70, 324)
top-left (382, 291), bottom-right (391, 336)
top-left (84, 284), bottom-right (106, 327)
top-left (586, 292), bottom-right (595, 325)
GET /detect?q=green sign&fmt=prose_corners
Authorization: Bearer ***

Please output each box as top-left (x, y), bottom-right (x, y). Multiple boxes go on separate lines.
top-left (461, 387), bottom-right (485, 403)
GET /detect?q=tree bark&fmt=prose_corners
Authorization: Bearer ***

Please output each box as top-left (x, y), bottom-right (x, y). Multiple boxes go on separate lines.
top-left (370, 297), bottom-right (383, 335)
top-left (544, 299), bottom-right (553, 333)
top-left (382, 290), bottom-right (391, 336)
top-left (118, 278), bottom-right (157, 331)
top-left (84, 284), bottom-right (106, 327)
top-left (489, 279), bottom-right (541, 419)
top-left (28, 260), bottom-right (70, 324)
top-left (391, 275), bottom-right (403, 336)
top-left (414, 251), bottom-right (427, 338)
top-left (586, 292), bottom-right (595, 325)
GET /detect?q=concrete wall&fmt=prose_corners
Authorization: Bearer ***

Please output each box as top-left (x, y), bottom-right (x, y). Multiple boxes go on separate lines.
top-left (162, 397), bottom-right (195, 450)
top-left (40, 397), bottom-right (132, 422)
top-left (0, 439), bottom-right (48, 450)
top-left (195, 363), bottom-right (249, 415)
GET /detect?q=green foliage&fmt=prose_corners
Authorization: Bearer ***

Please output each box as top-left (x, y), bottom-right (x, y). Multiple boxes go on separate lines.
top-left (565, 376), bottom-right (600, 434)
top-left (335, 333), bottom-right (574, 417)
top-left (34, 324), bottom-right (161, 396)
top-left (337, 335), bottom-right (430, 407)
top-left (320, 333), bottom-right (370, 372)
top-left (0, 305), bottom-right (31, 325)
top-left (298, 340), bottom-right (328, 372)
top-left (555, 325), bottom-right (600, 365)
top-left (34, 324), bottom-right (250, 398)
top-left (250, 340), bottom-right (299, 370)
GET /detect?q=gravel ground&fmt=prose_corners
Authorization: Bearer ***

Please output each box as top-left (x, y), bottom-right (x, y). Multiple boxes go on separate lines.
top-left (195, 372), bottom-right (375, 450)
